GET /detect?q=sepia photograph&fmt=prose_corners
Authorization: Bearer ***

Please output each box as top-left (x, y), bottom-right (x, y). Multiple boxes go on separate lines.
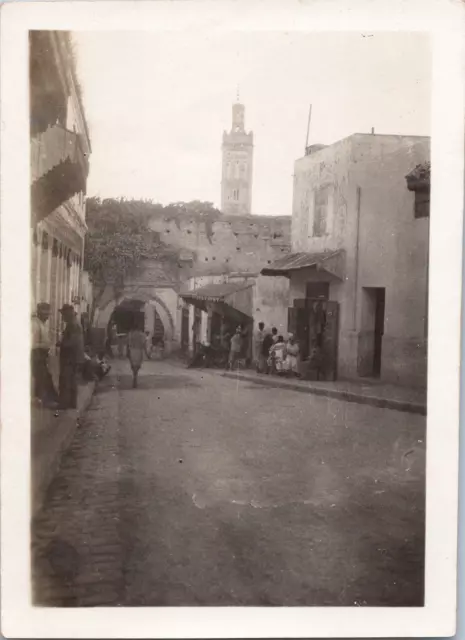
top-left (1, 0), bottom-right (463, 637)
top-left (29, 27), bottom-right (430, 607)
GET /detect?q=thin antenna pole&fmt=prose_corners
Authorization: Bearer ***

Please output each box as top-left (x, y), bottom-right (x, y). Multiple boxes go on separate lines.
top-left (305, 104), bottom-right (312, 152)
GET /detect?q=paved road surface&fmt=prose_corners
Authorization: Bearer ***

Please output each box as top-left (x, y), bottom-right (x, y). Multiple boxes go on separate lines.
top-left (32, 360), bottom-right (425, 607)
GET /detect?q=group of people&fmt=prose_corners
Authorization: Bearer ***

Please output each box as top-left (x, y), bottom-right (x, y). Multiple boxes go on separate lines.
top-left (31, 302), bottom-right (111, 411)
top-left (253, 323), bottom-right (301, 377)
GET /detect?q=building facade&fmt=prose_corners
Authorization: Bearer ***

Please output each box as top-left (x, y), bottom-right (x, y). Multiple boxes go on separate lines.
top-left (263, 134), bottom-right (430, 388)
top-left (30, 31), bottom-right (92, 351)
top-left (94, 210), bottom-right (291, 355)
top-left (221, 102), bottom-right (254, 215)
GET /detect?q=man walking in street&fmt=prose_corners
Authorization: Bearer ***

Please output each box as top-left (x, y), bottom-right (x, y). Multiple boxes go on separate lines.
top-left (31, 302), bottom-right (59, 408)
top-left (254, 321), bottom-right (266, 373)
top-left (127, 322), bottom-right (147, 388)
top-left (57, 304), bottom-right (85, 410)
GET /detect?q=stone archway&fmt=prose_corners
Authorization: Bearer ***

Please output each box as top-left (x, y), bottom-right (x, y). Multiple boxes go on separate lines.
top-left (96, 288), bottom-right (176, 352)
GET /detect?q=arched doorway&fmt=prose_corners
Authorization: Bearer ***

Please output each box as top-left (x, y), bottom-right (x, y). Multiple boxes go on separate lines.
top-left (97, 289), bottom-right (176, 356)
top-left (107, 297), bottom-right (170, 357)
top-left (109, 299), bottom-right (167, 336)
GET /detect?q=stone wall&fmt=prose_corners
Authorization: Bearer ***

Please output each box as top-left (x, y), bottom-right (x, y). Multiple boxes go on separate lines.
top-left (147, 211), bottom-right (290, 275)
top-left (94, 211), bottom-right (292, 350)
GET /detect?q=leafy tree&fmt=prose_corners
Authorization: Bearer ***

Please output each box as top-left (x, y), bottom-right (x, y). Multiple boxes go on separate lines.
top-left (84, 197), bottom-right (223, 318)
top-left (84, 197), bottom-right (169, 317)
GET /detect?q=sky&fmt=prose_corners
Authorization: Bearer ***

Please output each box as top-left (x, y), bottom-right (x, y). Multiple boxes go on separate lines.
top-left (74, 31), bottom-right (431, 216)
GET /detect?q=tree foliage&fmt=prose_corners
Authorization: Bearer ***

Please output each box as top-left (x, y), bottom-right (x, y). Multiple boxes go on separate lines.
top-left (84, 197), bottom-right (167, 307)
top-left (84, 197), bottom-right (223, 309)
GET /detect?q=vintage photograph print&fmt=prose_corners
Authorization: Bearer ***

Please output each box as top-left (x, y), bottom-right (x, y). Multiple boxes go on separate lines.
top-left (29, 27), bottom-right (432, 609)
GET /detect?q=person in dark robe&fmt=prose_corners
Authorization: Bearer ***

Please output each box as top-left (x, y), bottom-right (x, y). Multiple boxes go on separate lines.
top-left (57, 304), bottom-right (85, 410)
top-left (262, 329), bottom-right (275, 375)
top-left (80, 311), bottom-right (91, 347)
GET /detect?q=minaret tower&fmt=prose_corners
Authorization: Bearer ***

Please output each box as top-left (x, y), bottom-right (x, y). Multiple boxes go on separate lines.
top-left (221, 94), bottom-right (254, 215)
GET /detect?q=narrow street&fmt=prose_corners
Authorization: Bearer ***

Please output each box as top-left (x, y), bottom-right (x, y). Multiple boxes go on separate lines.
top-left (32, 360), bottom-right (425, 607)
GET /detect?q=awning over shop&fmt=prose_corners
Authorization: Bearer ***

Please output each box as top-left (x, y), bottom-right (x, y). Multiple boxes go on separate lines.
top-left (261, 249), bottom-right (345, 280)
top-left (180, 282), bottom-right (253, 321)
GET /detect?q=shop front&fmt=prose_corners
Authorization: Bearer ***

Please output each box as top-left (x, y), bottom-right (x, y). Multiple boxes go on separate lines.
top-left (180, 282), bottom-right (254, 364)
top-left (261, 250), bottom-right (345, 381)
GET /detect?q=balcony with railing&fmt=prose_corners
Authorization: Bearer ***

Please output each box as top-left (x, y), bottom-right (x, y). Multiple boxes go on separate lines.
top-left (30, 124), bottom-right (89, 225)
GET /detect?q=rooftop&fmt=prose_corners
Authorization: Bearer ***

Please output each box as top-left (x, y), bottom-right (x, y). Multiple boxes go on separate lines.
top-left (298, 132), bottom-right (430, 161)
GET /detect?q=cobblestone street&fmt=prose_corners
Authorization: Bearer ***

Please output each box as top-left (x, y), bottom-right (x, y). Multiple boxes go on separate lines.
top-left (32, 360), bottom-right (426, 607)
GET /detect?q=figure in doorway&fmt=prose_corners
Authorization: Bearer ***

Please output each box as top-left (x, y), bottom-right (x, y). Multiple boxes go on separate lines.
top-left (80, 312), bottom-right (91, 348)
top-left (261, 329), bottom-right (274, 375)
top-left (127, 322), bottom-right (147, 388)
top-left (57, 304), bottom-right (85, 410)
top-left (254, 321), bottom-right (267, 373)
top-left (268, 335), bottom-right (287, 375)
top-left (285, 334), bottom-right (301, 377)
top-left (228, 326), bottom-right (243, 371)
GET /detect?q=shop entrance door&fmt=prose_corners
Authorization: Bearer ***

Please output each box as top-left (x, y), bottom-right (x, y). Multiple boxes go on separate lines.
top-left (288, 298), bottom-right (339, 381)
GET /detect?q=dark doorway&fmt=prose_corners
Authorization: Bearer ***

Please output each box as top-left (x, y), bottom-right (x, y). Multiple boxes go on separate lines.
top-left (111, 299), bottom-right (145, 333)
top-left (358, 287), bottom-right (385, 378)
top-left (210, 312), bottom-right (222, 342)
top-left (152, 310), bottom-right (165, 343)
top-left (192, 308), bottom-right (202, 355)
top-left (181, 307), bottom-right (189, 353)
top-left (305, 281), bottom-right (330, 300)
top-left (288, 299), bottom-right (339, 381)
top-left (373, 288), bottom-right (385, 377)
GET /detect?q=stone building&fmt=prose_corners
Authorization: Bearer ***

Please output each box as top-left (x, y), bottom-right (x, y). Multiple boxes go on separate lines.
top-left (30, 31), bottom-right (92, 350)
top-left (262, 133), bottom-right (430, 388)
top-left (95, 209), bottom-right (291, 356)
top-left (221, 102), bottom-right (254, 215)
